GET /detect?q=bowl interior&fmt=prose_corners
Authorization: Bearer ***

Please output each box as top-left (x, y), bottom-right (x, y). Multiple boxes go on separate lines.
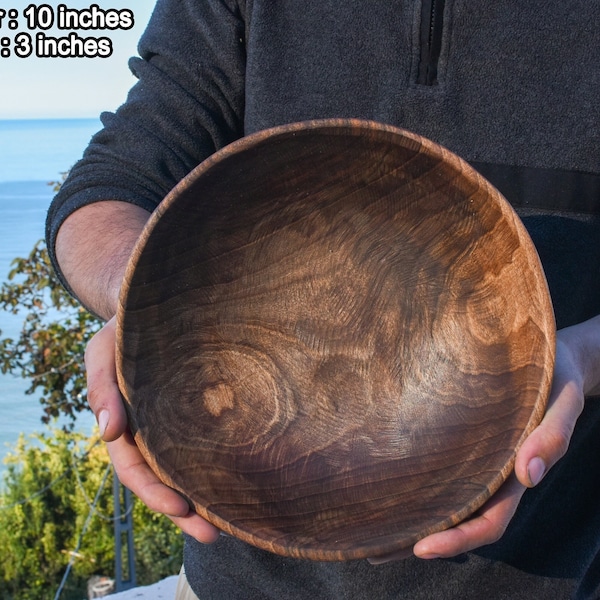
top-left (116, 120), bottom-right (555, 561)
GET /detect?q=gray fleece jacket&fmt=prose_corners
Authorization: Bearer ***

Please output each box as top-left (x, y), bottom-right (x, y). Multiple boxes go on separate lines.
top-left (47, 1), bottom-right (600, 598)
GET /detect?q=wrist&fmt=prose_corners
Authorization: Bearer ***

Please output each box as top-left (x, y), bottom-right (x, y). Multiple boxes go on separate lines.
top-left (557, 315), bottom-right (600, 396)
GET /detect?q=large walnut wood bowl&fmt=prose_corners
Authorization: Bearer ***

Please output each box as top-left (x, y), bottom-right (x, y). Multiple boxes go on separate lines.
top-left (116, 119), bottom-right (555, 561)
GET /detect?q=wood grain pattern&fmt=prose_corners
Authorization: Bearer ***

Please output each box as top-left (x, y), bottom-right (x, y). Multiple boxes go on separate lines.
top-left (116, 119), bottom-right (555, 561)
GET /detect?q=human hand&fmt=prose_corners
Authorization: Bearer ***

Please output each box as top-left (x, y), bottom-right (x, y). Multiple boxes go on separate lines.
top-left (371, 316), bottom-right (600, 564)
top-left (85, 316), bottom-right (220, 543)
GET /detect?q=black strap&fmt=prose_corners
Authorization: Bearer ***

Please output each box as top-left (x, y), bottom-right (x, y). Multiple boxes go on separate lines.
top-left (470, 161), bottom-right (600, 215)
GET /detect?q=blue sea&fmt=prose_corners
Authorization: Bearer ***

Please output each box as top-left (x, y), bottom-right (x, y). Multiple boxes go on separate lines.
top-left (0, 118), bottom-right (101, 470)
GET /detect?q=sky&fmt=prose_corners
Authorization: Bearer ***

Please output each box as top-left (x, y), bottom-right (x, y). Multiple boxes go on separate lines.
top-left (0, 1), bottom-right (156, 119)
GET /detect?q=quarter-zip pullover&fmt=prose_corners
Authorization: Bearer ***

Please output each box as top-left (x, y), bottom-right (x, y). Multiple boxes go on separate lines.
top-left (47, 3), bottom-right (600, 598)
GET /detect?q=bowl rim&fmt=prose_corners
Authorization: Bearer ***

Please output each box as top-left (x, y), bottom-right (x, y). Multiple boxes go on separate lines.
top-left (116, 118), bottom-right (556, 561)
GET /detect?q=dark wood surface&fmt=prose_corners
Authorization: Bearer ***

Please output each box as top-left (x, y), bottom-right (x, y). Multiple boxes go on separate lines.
top-left (116, 119), bottom-right (555, 561)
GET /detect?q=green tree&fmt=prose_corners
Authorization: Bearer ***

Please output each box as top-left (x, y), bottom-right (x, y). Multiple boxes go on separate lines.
top-left (0, 179), bottom-right (183, 596)
top-left (0, 239), bottom-right (100, 427)
top-left (0, 430), bottom-right (113, 599)
top-left (0, 429), bottom-right (183, 599)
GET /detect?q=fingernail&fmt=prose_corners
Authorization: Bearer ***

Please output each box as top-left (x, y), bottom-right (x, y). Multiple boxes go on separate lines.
top-left (98, 409), bottom-right (109, 437)
top-left (527, 457), bottom-right (546, 487)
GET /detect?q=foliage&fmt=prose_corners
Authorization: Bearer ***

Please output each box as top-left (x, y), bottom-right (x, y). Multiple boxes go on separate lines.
top-left (0, 429), bottom-right (183, 600)
top-left (0, 239), bottom-right (102, 427)
top-left (0, 176), bottom-right (183, 597)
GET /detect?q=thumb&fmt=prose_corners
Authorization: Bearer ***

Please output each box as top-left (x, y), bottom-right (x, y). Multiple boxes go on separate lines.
top-left (85, 316), bottom-right (129, 441)
top-left (515, 340), bottom-right (584, 488)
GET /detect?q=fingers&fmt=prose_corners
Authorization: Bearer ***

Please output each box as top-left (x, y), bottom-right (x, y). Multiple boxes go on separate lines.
top-left (514, 338), bottom-right (585, 489)
top-left (412, 474), bottom-right (526, 560)
top-left (369, 475), bottom-right (525, 564)
top-left (107, 431), bottom-right (220, 544)
top-left (370, 326), bottom-right (592, 565)
top-left (85, 316), bottom-right (128, 441)
top-left (167, 511), bottom-right (221, 544)
top-left (408, 334), bottom-right (584, 561)
top-left (86, 316), bottom-right (220, 544)
top-left (106, 430), bottom-right (187, 516)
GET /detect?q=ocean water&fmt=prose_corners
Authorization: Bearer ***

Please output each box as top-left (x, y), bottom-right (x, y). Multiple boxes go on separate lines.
top-left (0, 118), bottom-right (101, 469)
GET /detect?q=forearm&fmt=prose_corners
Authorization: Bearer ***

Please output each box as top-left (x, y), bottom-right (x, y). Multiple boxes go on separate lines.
top-left (55, 201), bottom-right (151, 320)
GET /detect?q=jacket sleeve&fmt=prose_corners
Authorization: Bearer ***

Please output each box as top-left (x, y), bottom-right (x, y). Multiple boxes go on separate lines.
top-left (45, 0), bottom-right (247, 288)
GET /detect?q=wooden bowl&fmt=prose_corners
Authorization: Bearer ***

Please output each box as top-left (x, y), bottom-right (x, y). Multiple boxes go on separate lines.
top-left (116, 119), bottom-right (555, 561)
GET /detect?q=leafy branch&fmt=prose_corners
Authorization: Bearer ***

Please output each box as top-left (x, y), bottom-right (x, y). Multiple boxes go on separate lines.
top-left (0, 237), bottom-right (102, 428)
